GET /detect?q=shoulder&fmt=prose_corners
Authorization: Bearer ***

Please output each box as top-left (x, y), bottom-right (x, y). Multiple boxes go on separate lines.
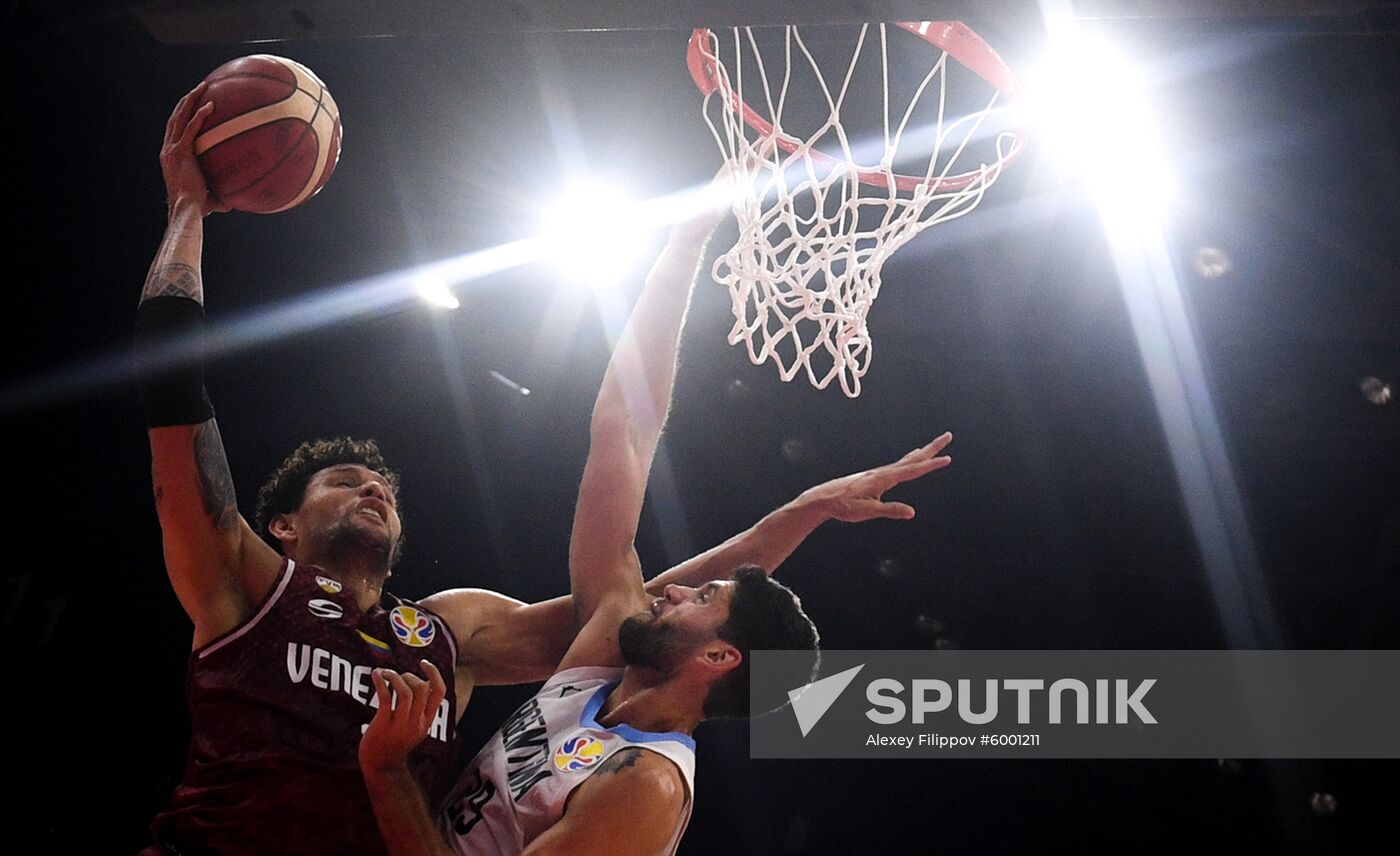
top-left (580, 747), bottom-right (687, 806)
top-left (523, 747), bottom-right (688, 855)
top-left (562, 747), bottom-right (687, 833)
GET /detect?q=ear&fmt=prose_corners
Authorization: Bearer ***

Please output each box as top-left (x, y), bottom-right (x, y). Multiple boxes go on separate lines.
top-left (268, 512), bottom-right (297, 548)
top-left (702, 642), bottom-right (742, 676)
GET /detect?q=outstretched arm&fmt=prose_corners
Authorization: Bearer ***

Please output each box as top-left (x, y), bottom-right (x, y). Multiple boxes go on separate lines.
top-left (140, 83), bottom-right (279, 649)
top-left (566, 190), bottom-right (731, 625)
top-left (435, 436), bottom-right (954, 685)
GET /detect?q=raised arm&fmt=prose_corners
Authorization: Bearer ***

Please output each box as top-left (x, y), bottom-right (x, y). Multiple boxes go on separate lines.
top-left (565, 195), bottom-right (729, 625)
top-left (139, 83), bottom-right (280, 648)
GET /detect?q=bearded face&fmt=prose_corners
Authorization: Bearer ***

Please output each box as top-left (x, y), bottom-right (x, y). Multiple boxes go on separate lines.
top-left (282, 464), bottom-right (402, 568)
top-left (618, 612), bottom-right (697, 673)
top-left (324, 513), bottom-right (395, 563)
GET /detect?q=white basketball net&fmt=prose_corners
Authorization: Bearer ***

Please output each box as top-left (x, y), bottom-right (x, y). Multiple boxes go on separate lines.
top-left (697, 23), bottom-right (1024, 396)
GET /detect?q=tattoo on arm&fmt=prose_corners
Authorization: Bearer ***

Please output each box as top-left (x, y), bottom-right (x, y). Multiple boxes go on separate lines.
top-left (141, 263), bottom-right (203, 304)
top-left (193, 421), bottom-right (238, 531)
top-left (595, 747), bottom-right (644, 776)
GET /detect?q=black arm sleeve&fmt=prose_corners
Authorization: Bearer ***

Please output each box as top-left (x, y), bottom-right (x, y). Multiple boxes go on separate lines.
top-left (134, 295), bottom-right (215, 427)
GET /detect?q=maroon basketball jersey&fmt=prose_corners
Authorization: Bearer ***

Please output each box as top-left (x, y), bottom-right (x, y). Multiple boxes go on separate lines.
top-left (150, 558), bottom-right (459, 855)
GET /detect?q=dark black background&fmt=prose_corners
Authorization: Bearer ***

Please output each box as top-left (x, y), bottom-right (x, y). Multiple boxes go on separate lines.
top-left (4, 2), bottom-right (1398, 853)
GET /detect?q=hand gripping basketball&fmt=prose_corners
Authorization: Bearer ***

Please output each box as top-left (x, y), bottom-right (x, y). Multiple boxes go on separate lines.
top-left (191, 55), bottom-right (342, 214)
top-left (160, 82), bottom-right (230, 216)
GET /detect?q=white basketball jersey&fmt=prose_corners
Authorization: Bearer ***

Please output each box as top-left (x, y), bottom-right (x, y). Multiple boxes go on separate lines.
top-left (441, 667), bottom-right (697, 856)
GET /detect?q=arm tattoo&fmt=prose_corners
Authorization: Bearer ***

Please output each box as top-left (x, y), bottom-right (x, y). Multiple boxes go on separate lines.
top-left (151, 459), bottom-right (163, 506)
top-left (192, 420), bottom-right (238, 531)
top-left (141, 262), bottom-right (203, 304)
top-left (595, 747), bottom-right (644, 776)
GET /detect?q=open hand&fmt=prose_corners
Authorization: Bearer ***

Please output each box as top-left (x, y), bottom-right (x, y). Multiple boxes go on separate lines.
top-left (358, 660), bottom-right (447, 773)
top-left (800, 432), bottom-right (953, 523)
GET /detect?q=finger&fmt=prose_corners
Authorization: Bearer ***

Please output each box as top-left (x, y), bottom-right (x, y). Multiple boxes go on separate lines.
top-left (872, 456), bottom-right (943, 490)
top-left (874, 501), bottom-right (917, 520)
top-left (421, 660), bottom-right (447, 724)
top-left (920, 432), bottom-right (953, 456)
top-left (887, 455), bottom-right (952, 484)
top-left (891, 433), bottom-right (952, 466)
top-left (399, 671), bottom-right (429, 719)
top-left (844, 499), bottom-right (916, 521)
top-left (164, 90), bottom-right (191, 142)
top-left (368, 671), bottom-right (393, 725)
top-left (382, 670), bottom-right (413, 714)
top-left (166, 82), bottom-right (208, 144)
top-left (421, 659), bottom-right (446, 695)
top-left (177, 101), bottom-right (216, 151)
top-left (892, 446), bottom-right (925, 465)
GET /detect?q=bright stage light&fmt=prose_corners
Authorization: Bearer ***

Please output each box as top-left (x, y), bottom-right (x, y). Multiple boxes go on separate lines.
top-left (540, 180), bottom-right (647, 288)
top-left (1027, 29), bottom-right (1177, 222)
top-left (415, 275), bottom-right (460, 309)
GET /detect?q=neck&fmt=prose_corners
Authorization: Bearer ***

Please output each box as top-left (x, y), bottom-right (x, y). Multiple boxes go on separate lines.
top-left (293, 545), bottom-right (391, 611)
top-left (595, 667), bottom-right (705, 736)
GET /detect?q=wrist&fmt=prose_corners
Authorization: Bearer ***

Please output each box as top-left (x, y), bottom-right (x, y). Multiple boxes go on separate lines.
top-left (782, 490), bottom-right (836, 525)
top-left (167, 195), bottom-right (207, 222)
top-left (361, 755), bottom-right (413, 783)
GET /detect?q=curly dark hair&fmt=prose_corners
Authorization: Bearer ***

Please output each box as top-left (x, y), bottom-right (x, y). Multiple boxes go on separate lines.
top-left (703, 566), bottom-right (821, 720)
top-left (253, 437), bottom-right (404, 565)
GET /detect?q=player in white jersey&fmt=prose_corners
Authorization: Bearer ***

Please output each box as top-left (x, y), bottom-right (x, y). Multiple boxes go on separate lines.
top-left (438, 665), bottom-right (699, 855)
top-left (356, 164), bottom-right (954, 856)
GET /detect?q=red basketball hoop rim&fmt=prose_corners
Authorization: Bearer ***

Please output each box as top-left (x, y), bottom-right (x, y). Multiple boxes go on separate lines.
top-left (687, 21), bottom-right (1027, 193)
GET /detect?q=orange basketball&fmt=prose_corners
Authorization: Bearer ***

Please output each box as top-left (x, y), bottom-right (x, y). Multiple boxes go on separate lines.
top-left (193, 55), bottom-right (342, 214)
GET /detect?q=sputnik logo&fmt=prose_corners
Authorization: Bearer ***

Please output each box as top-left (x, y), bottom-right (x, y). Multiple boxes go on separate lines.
top-left (788, 664), bottom-right (865, 737)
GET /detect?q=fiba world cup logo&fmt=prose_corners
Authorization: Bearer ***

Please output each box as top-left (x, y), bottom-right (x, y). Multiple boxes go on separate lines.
top-left (389, 606), bottom-right (435, 648)
top-left (554, 735), bottom-right (605, 773)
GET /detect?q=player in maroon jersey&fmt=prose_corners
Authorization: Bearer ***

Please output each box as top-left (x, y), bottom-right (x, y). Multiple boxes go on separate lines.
top-left (137, 83), bottom-right (597, 856)
top-left (137, 84), bottom-right (946, 856)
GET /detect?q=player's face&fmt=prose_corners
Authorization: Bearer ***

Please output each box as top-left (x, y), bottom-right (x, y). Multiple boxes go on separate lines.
top-left (650, 581), bottom-right (735, 629)
top-left (618, 581), bottom-right (736, 673)
top-left (296, 464), bottom-right (402, 561)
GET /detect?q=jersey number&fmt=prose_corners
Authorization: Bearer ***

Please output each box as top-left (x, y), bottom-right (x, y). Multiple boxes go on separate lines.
top-left (449, 774), bottom-right (497, 837)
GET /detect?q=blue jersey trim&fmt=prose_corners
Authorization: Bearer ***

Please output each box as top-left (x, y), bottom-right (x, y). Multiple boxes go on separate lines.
top-left (579, 681), bottom-right (698, 751)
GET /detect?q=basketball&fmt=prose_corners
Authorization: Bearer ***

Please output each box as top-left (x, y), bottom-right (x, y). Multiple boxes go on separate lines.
top-left (193, 55), bottom-right (341, 214)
